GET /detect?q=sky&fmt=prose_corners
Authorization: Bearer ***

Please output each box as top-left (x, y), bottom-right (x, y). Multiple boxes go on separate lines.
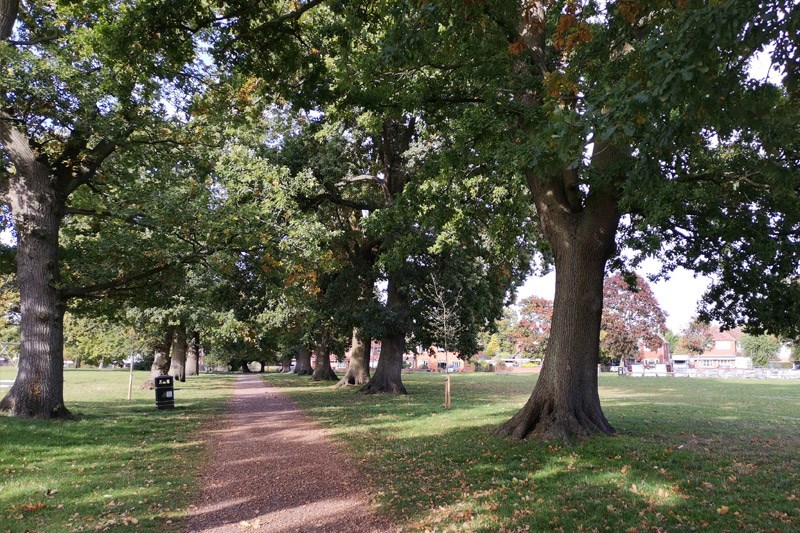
top-left (515, 263), bottom-right (711, 333)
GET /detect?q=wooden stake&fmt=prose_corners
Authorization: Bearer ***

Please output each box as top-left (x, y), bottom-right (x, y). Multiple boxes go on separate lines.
top-left (444, 375), bottom-right (451, 409)
top-left (127, 359), bottom-right (134, 400)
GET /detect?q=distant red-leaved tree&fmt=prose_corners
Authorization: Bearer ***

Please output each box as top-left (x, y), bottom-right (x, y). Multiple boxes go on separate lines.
top-left (601, 274), bottom-right (667, 362)
top-left (679, 318), bottom-right (714, 355)
top-left (513, 296), bottom-right (553, 357)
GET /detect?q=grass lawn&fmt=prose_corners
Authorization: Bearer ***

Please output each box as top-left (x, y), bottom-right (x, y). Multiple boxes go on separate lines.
top-left (0, 368), bottom-right (235, 532)
top-left (265, 372), bottom-right (800, 532)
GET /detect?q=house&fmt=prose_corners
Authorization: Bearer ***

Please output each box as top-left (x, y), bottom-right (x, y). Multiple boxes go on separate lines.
top-left (643, 326), bottom-right (751, 371)
top-left (410, 346), bottom-right (466, 372)
top-left (638, 336), bottom-right (671, 366)
top-left (627, 335), bottom-right (673, 375)
top-left (691, 326), bottom-right (749, 369)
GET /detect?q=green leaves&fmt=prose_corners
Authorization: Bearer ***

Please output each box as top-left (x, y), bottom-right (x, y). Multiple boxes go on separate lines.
top-left (740, 334), bottom-right (782, 367)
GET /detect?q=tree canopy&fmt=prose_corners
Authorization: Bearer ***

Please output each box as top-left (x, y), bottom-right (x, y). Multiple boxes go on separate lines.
top-left (601, 274), bottom-right (666, 362)
top-left (1, 0), bottom-right (798, 441)
top-left (679, 319), bottom-right (714, 356)
top-left (513, 296), bottom-right (554, 359)
top-left (740, 334), bottom-right (782, 367)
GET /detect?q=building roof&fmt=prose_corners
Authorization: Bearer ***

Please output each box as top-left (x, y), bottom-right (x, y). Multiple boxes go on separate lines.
top-left (709, 325), bottom-right (744, 341)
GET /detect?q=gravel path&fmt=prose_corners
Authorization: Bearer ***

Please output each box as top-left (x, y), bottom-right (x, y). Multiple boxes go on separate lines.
top-left (185, 374), bottom-right (395, 532)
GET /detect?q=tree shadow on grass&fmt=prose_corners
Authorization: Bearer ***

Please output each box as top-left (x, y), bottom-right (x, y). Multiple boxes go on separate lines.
top-left (264, 373), bottom-right (800, 531)
top-left (0, 373), bottom-right (236, 532)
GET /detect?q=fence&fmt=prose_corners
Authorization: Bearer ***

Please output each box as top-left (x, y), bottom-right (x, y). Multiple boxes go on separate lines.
top-left (678, 368), bottom-right (800, 380)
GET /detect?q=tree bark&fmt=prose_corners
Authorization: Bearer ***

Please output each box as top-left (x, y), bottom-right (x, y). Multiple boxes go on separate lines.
top-left (0, 125), bottom-right (70, 418)
top-left (496, 167), bottom-right (621, 440)
top-left (361, 278), bottom-right (408, 394)
top-left (168, 326), bottom-right (187, 382)
top-left (149, 328), bottom-right (173, 379)
top-left (293, 346), bottom-right (313, 375)
top-left (279, 352), bottom-right (293, 373)
top-left (0, 2), bottom-right (69, 419)
top-left (185, 331), bottom-right (199, 376)
top-left (0, 0), bottom-right (18, 41)
top-left (312, 333), bottom-right (338, 382)
top-left (361, 332), bottom-right (406, 394)
top-left (337, 328), bottom-right (370, 387)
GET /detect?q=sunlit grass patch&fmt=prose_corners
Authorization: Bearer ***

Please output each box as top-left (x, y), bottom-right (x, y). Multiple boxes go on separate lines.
top-left (267, 372), bottom-right (800, 531)
top-left (0, 369), bottom-right (234, 532)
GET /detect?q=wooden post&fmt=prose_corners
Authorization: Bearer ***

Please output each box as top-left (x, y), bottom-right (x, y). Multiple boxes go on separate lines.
top-left (444, 375), bottom-right (451, 409)
top-left (127, 358), bottom-right (134, 400)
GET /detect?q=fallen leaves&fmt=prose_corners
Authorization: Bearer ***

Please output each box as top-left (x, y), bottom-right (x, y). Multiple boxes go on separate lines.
top-left (770, 510), bottom-right (793, 524)
top-left (8, 501), bottom-right (46, 520)
top-left (20, 502), bottom-right (46, 512)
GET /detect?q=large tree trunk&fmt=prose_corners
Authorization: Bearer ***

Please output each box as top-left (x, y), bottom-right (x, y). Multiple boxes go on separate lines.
top-left (185, 331), bottom-right (199, 376)
top-left (496, 162), bottom-right (621, 440)
top-left (361, 333), bottom-right (406, 394)
top-left (279, 353), bottom-right (293, 373)
top-left (361, 278), bottom-right (408, 394)
top-left (150, 328), bottom-right (173, 380)
top-left (337, 328), bottom-right (370, 387)
top-left (0, 2), bottom-right (118, 419)
top-left (293, 346), bottom-right (313, 375)
top-left (0, 129), bottom-right (70, 419)
top-left (496, 245), bottom-right (613, 440)
top-left (312, 333), bottom-right (338, 382)
top-left (168, 326), bottom-right (187, 382)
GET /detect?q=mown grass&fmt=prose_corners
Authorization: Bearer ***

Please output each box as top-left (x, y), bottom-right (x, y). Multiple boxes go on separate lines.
top-left (0, 368), bottom-right (234, 532)
top-left (265, 372), bottom-right (800, 532)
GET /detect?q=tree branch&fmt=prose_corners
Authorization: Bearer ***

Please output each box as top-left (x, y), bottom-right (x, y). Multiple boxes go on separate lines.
top-left (58, 251), bottom-right (205, 299)
top-left (251, 0), bottom-right (328, 34)
top-left (335, 174), bottom-right (382, 187)
top-left (9, 33), bottom-right (60, 46)
top-left (63, 207), bottom-right (150, 227)
top-left (295, 192), bottom-right (381, 212)
top-left (483, 0), bottom-right (549, 77)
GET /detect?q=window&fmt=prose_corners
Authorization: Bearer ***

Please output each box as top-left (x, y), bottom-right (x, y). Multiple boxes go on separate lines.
top-left (716, 341), bottom-right (732, 351)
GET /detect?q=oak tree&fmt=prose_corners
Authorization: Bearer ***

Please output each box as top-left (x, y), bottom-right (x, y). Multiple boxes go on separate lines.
top-left (355, 0), bottom-right (799, 439)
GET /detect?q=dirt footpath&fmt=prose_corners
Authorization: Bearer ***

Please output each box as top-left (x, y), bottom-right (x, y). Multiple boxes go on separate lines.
top-left (185, 374), bottom-right (394, 532)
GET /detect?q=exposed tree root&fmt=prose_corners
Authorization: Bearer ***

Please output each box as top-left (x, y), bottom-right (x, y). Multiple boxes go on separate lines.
top-left (359, 380), bottom-right (407, 395)
top-left (312, 367), bottom-right (339, 382)
top-left (0, 394), bottom-right (75, 420)
top-left (335, 372), bottom-right (369, 388)
top-left (496, 396), bottom-right (614, 441)
top-left (336, 368), bottom-right (369, 389)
